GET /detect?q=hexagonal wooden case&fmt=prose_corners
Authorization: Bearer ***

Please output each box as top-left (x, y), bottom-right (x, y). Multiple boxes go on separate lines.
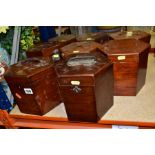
top-left (55, 50), bottom-right (114, 122)
top-left (4, 57), bottom-right (61, 115)
top-left (103, 39), bottom-right (150, 96)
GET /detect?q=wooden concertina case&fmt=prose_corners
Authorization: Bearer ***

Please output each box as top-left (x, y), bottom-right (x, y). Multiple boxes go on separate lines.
top-left (55, 50), bottom-right (114, 122)
top-left (4, 57), bottom-right (61, 115)
top-left (103, 39), bottom-right (150, 96)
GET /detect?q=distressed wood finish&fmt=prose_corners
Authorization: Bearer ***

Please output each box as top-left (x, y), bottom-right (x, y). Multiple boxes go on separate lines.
top-left (109, 30), bottom-right (151, 43)
top-left (103, 39), bottom-right (150, 96)
top-left (55, 50), bottom-right (113, 122)
top-left (76, 32), bottom-right (112, 44)
top-left (60, 41), bottom-right (104, 59)
top-left (4, 57), bottom-right (61, 115)
top-left (26, 35), bottom-right (76, 58)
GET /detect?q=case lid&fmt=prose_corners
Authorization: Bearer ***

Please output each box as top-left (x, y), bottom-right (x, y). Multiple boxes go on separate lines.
top-left (76, 32), bottom-right (109, 42)
top-left (27, 42), bottom-right (60, 53)
top-left (48, 34), bottom-right (76, 43)
top-left (55, 50), bottom-right (111, 77)
top-left (60, 41), bottom-right (104, 56)
top-left (103, 39), bottom-right (150, 56)
top-left (109, 30), bottom-right (151, 40)
top-left (5, 57), bottom-right (53, 78)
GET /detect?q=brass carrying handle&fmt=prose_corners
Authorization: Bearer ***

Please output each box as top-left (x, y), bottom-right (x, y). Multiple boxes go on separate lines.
top-left (67, 55), bottom-right (96, 67)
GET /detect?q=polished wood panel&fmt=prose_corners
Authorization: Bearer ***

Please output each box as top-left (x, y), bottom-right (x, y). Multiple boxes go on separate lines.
top-left (103, 39), bottom-right (150, 96)
top-left (26, 35), bottom-right (76, 58)
top-left (109, 30), bottom-right (151, 43)
top-left (55, 51), bottom-right (113, 122)
top-left (4, 57), bottom-right (61, 115)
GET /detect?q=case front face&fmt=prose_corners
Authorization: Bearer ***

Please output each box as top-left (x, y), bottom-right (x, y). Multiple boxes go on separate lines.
top-left (6, 78), bottom-right (42, 115)
top-left (60, 85), bottom-right (97, 122)
top-left (113, 62), bottom-right (139, 96)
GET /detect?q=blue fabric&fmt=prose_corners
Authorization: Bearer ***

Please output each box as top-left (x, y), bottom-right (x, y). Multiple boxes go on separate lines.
top-left (39, 26), bottom-right (57, 42)
top-left (0, 83), bottom-right (12, 111)
top-left (0, 44), bottom-right (12, 110)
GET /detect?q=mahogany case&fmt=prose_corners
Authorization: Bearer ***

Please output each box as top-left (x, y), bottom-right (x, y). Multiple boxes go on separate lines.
top-left (4, 57), bottom-right (61, 115)
top-left (55, 50), bottom-right (114, 122)
top-left (103, 39), bottom-right (150, 96)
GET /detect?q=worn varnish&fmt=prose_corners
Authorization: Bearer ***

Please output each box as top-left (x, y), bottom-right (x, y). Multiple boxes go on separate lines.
top-left (26, 35), bottom-right (76, 58)
top-left (60, 41), bottom-right (104, 59)
top-left (76, 32), bottom-right (112, 44)
top-left (4, 57), bottom-right (61, 115)
top-left (109, 30), bottom-right (151, 43)
top-left (55, 50), bottom-right (113, 122)
top-left (103, 39), bottom-right (150, 96)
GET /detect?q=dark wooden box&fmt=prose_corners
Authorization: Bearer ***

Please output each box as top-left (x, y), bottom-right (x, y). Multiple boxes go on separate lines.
top-left (60, 41), bottom-right (104, 59)
top-left (76, 32), bottom-right (112, 44)
top-left (55, 50), bottom-right (113, 122)
top-left (109, 30), bottom-right (151, 43)
top-left (26, 35), bottom-right (76, 58)
top-left (4, 57), bottom-right (61, 115)
top-left (103, 39), bottom-right (150, 96)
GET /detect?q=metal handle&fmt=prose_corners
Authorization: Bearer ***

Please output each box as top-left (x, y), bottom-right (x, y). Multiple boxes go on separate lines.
top-left (72, 86), bottom-right (82, 93)
top-left (67, 55), bottom-right (96, 67)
